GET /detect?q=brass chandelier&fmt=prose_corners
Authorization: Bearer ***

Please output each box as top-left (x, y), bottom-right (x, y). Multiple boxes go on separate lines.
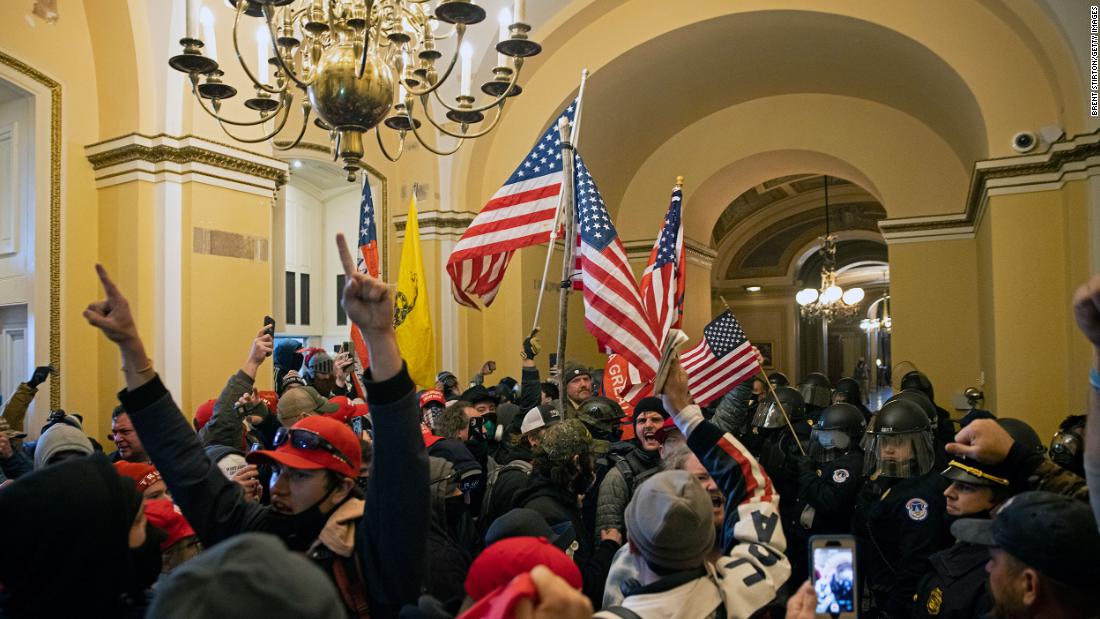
top-left (169, 0), bottom-right (541, 180)
top-left (795, 176), bottom-right (865, 322)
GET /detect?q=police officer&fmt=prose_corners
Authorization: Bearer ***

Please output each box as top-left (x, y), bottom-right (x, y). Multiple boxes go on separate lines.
top-left (787, 403), bottom-right (866, 588)
top-left (745, 385), bottom-right (806, 458)
top-left (887, 389), bottom-right (950, 468)
top-left (798, 372), bottom-right (833, 418)
top-left (899, 370), bottom-right (956, 449)
top-left (768, 371), bottom-right (790, 388)
top-left (912, 419), bottom-right (1036, 619)
top-left (832, 376), bottom-right (871, 422)
top-left (853, 398), bottom-right (952, 618)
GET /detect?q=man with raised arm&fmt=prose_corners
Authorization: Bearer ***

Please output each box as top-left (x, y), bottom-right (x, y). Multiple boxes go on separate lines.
top-left (83, 234), bottom-right (429, 618)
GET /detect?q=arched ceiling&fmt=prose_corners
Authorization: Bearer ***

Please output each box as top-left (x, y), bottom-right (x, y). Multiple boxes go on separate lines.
top-left (715, 174), bottom-right (886, 281)
top-left (463, 0), bottom-right (1075, 251)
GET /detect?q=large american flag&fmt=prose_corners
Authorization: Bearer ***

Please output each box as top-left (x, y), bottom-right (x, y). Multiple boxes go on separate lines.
top-left (348, 178), bottom-right (380, 394)
top-left (640, 184), bottom-right (685, 342)
top-left (573, 154), bottom-right (661, 380)
top-left (681, 310), bottom-right (761, 406)
top-left (446, 101), bottom-right (576, 308)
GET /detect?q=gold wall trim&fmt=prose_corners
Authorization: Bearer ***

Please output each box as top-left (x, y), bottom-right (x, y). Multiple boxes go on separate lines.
top-left (86, 133), bottom-right (289, 187)
top-left (284, 142), bottom-right (390, 278)
top-left (392, 209), bottom-right (475, 240)
top-left (0, 50), bottom-right (62, 409)
top-left (880, 129), bottom-right (1100, 243)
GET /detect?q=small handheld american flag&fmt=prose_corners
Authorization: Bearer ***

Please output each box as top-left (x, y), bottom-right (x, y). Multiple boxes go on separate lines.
top-left (681, 310), bottom-right (762, 406)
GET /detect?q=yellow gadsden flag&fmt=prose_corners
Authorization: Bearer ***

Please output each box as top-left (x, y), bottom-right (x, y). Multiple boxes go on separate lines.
top-left (393, 195), bottom-right (435, 388)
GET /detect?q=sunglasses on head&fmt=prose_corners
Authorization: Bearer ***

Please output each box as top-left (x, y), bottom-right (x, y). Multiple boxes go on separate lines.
top-left (272, 427), bottom-right (353, 468)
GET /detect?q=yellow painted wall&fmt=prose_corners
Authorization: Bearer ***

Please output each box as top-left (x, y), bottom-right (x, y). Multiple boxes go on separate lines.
top-left (889, 238), bottom-right (982, 414)
top-left (185, 184), bottom-right (274, 419)
top-left (975, 182), bottom-right (1092, 438)
top-left (0, 0), bottom-right (108, 437)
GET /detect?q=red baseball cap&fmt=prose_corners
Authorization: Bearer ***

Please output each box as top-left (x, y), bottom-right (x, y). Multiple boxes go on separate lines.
top-left (247, 415), bottom-right (361, 479)
top-left (464, 536), bottom-right (582, 601)
top-left (143, 498), bottom-right (196, 550)
top-left (326, 396), bottom-right (369, 423)
top-left (193, 399), bottom-right (216, 431)
top-left (419, 389), bottom-right (446, 408)
top-left (421, 425), bottom-right (444, 448)
top-left (114, 461), bottom-right (163, 493)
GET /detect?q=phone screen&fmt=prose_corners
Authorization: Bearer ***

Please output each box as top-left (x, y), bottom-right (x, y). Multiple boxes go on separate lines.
top-left (812, 545), bottom-right (856, 616)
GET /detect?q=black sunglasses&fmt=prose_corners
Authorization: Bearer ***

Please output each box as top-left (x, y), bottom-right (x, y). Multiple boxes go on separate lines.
top-left (272, 427), bottom-right (353, 468)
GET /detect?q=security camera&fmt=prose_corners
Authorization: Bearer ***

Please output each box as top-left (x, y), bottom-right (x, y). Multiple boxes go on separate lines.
top-left (1011, 131), bottom-right (1037, 153)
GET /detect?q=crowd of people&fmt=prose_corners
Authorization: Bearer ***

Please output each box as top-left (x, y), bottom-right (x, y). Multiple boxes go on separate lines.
top-left (0, 236), bottom-right (1098, 619)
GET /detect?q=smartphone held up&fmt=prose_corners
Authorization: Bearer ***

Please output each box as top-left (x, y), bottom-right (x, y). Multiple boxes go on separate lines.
top-left (809, 535), bottom-right (857, 618)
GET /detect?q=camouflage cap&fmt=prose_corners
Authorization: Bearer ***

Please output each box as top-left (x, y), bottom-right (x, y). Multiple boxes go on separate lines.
top-left (562, 361), bottom-right (591, 384)
top-left (537, 419), bottom-right (594, 462)
top-left (0, 416), bottom-right (26, 440)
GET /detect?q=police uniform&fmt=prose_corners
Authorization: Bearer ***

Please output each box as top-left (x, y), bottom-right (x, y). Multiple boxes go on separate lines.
top-left (795, 449), bottom-right (865, 534)
top-left (852, 472), bottom-right (952, 618)
top-left (912, 540), bottom-right (990, 618)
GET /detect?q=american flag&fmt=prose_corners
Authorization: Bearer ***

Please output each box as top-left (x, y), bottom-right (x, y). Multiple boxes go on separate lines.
top-left (348, 178), bottom-right (380, 392)
top-left (573, 153), bottom-right (661, 380)
top-left (446, 101), bottom-right (576, 307)
top-left (681, 310), bottom-right (761, 406)
top-left (640, 184), bottom-right (685, 341)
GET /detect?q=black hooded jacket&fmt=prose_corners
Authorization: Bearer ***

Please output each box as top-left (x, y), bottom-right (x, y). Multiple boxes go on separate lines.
top-left (0, 454), bottom-right (148, 618)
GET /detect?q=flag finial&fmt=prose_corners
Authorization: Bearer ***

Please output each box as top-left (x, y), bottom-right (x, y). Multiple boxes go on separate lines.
top-left (675, 175), bottom-right (684, 187)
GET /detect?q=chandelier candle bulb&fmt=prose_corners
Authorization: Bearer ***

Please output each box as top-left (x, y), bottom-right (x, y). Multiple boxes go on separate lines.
top-left (514, 0), bottom-right (525, 24)
top-left (459, 42), bottom-right (473, 96)
top-left (185, 0), bottom-right (196, 40)
top-left (498, 8), bottom-right (511, 67)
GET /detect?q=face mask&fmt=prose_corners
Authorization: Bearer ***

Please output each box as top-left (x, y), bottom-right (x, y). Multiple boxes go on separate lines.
top-left (284, 483), bottom-right (339, 551)
top-left (128, 523), bottom-right (166, 593)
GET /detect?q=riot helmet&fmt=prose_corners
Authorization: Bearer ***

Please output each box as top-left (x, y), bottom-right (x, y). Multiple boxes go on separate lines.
top-left (900, 370), bottom-right (935, 402)
top-left (767, 371), bottom-right (790, 388)
top-left (832, 377), bottom-right (863, 406)
top-left (997, 418), bottom-right (1044, 455)
top-left (798, 372), bottom-right (833, 409)
top-left (1049, 414), bottom-right (1085, 476)
top-left (809, 403), bottom-right (865, 463)
top-left (889, 389), bottom-right (938, 431)
top-left (751, 386), bottom-right (805, 429)
top-left (863, 398), bottom-right (936, 479)
top-left (575, 396), bottom-right (623, 443)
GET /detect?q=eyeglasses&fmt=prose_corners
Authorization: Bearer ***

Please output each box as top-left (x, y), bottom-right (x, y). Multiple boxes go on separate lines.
top-left (272, 427), bottom-right (353, 468)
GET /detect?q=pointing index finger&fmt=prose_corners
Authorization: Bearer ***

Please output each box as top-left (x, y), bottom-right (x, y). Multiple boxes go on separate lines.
top-left (336, 234), bottom-right (357, 277)
top-left (95, 264), bottom-right (122, 299)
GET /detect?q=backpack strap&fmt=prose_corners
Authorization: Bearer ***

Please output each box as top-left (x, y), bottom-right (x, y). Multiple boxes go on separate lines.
top-left (601, 606), bottom-right (644, 619)
top-left (609, 453), bottom-right (636, 496)
top-left (333, 554), bottom-right (372, 618)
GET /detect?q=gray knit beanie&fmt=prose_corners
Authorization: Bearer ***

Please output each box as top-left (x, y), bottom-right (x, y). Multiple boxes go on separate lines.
top-left (33, 421), bottom-right (93, 469)
top-left (625, 470), bottom-right (715, 570)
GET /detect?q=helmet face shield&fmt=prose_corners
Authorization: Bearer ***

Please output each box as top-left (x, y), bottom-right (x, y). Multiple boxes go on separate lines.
top-left (751, 399), bottom-right (787, 429)
top-left (863, 430), bottom-right (935, 478)
top-left (809, 428), bottom-right (852, 463)
top-left (800, 384), bottom-right (832, 409)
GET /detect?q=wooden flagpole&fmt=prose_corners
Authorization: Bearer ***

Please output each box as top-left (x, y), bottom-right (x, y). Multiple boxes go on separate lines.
top-left (719, 295), bottom-right (806, 455)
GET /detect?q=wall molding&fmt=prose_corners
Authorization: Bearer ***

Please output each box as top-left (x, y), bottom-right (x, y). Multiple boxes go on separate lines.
top-left (0, 50), bottom-right (61, 408)
top-left (85, 133), bottom-right (289, 197)
top-left (880, 130), bottom-right (1100, 244)
top-left (393, 209), bottom-right (476, 240)
top-left (622, 237), bottom-right (716, 268)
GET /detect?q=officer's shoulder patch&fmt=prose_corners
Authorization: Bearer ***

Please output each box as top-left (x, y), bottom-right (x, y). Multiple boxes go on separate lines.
top-left (832, 468), bottom-right (850, 483)
top-left (905, 498), bottom-right (930, 521)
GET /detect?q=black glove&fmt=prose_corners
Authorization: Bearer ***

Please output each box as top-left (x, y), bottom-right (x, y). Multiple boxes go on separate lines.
top-left (27, 365), bottom-right (55, 389)
top-left (795, 454), bottom-right (816, 476)
top-left (522, 328), bottom-right (541, 360)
